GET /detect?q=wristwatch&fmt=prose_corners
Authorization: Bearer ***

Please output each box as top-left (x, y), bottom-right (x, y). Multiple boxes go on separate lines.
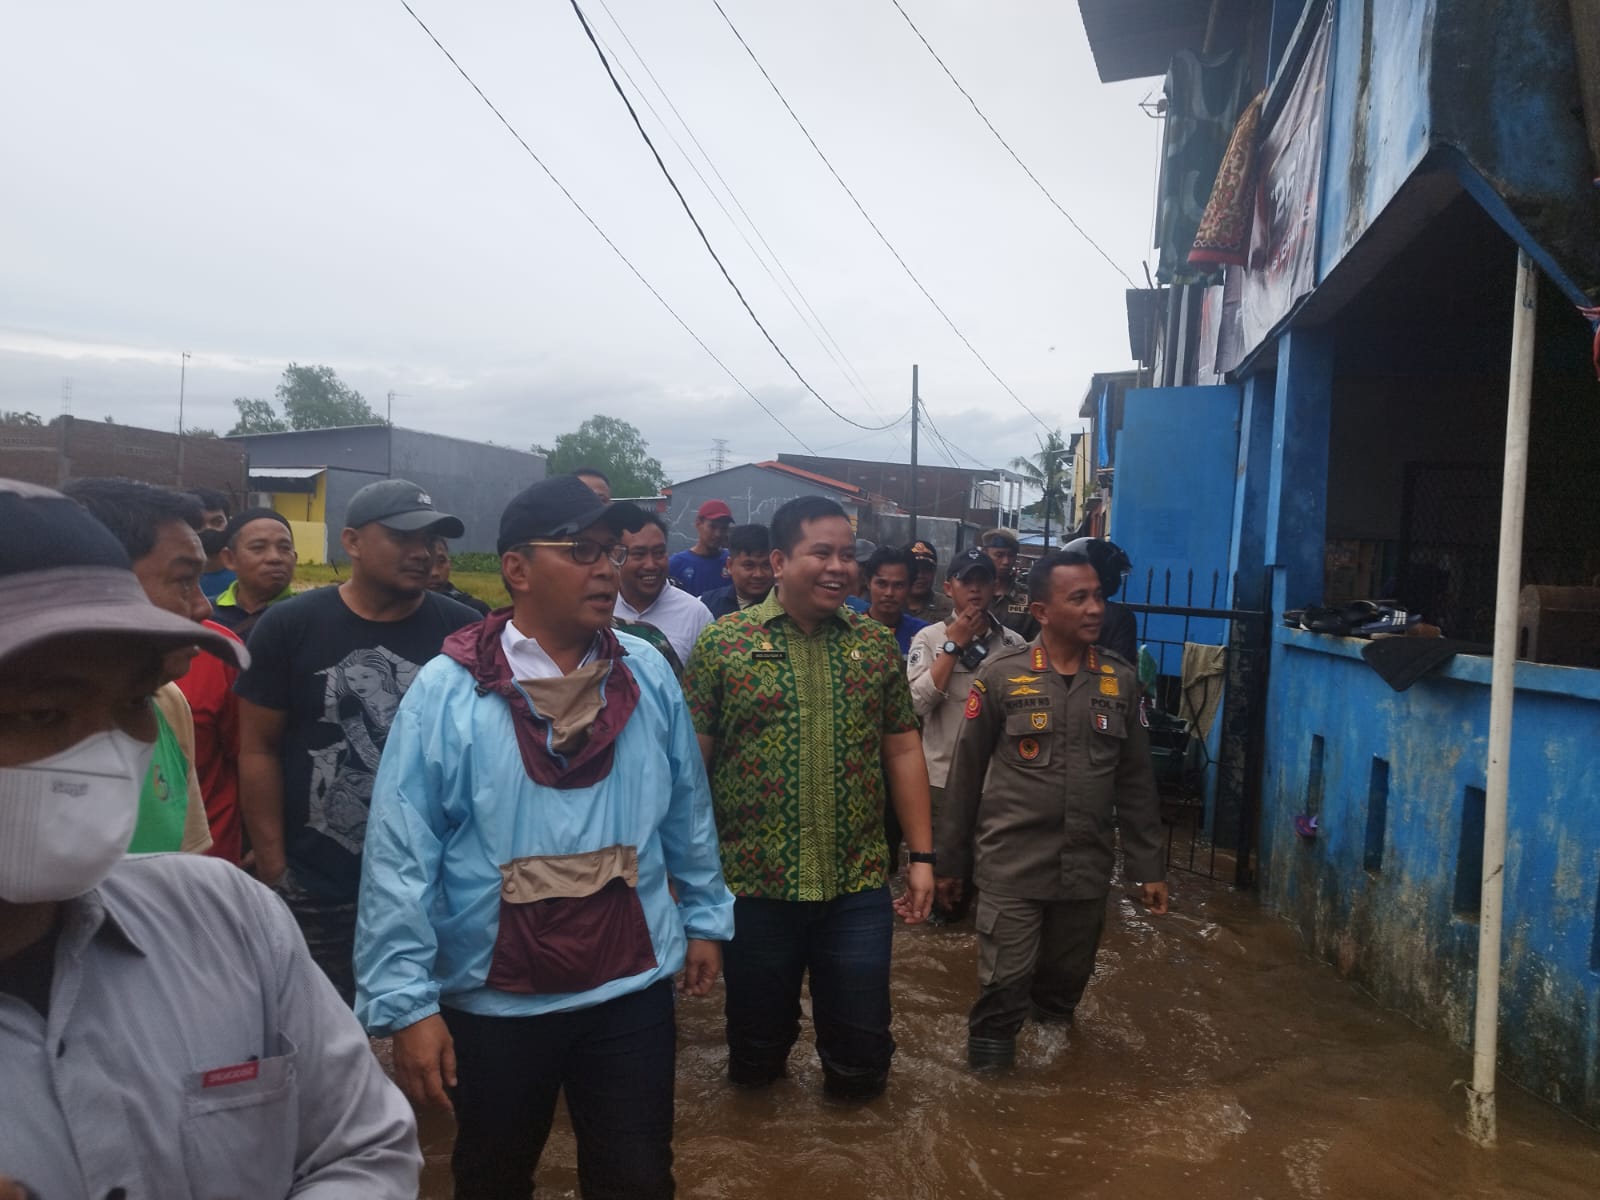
top-left (907, 851), bottom-right (937, 866)
top-left (941, 640), bottom-right (961, 656)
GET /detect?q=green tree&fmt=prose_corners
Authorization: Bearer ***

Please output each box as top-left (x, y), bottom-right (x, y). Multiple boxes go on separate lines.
top-left (185, 427), bottom-right (219, 439)
top-left (534, 415), bottom-right (670, 496)
top-left (277, 363), bottom-right (382, 430)
top-left (224, 364), bottom-right (380, 435)
top-left (228, 397), bottom-right (289, 435)
top-left (1, 410), bottom-right (43, 426)
top-left (1010, 428), bottom-right (1074, 528)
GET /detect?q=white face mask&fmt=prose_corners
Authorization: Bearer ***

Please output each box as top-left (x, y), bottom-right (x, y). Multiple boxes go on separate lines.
top-left (0, 729), bottom-right (154, 903)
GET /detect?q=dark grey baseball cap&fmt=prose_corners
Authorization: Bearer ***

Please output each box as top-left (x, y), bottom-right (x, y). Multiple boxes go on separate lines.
top-left (344, 478), bottom-right (464, 537)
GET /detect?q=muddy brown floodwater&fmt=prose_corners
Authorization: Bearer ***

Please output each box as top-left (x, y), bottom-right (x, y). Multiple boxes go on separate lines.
top-left (411, 873), bottom-right (1600, 1198)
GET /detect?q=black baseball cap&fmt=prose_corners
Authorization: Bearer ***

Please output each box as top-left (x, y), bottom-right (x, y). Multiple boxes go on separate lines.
top-left (498, 475), bottom-right (647, 554)
top-left (0, 478), bottom-right (249, 669)
top-left (345, 478), bottom-right (464, 536)
top-left (947, 548), bottom-right (998, 581)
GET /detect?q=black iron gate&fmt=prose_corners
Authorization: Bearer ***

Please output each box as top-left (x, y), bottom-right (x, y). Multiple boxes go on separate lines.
top-left (1119, 568), bottom-right (1270, 888)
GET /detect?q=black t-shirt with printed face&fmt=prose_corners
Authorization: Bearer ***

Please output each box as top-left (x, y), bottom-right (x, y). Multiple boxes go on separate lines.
top-left (234, 585), bottom-right (480, 902)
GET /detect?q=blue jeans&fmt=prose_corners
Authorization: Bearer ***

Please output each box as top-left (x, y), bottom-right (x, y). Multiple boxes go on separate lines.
top-left (442, 980), bottom-right (676, 1199)
top-left (722, 887), bottom-right (895, 1098)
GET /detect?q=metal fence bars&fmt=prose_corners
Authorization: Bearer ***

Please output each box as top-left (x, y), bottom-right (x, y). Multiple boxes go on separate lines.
top-left (1119, 567), bottom-right (1270, 887)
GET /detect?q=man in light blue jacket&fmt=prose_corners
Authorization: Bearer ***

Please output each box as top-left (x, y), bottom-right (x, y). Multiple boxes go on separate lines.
top-left (355, 475), bottom-right (735, 1200)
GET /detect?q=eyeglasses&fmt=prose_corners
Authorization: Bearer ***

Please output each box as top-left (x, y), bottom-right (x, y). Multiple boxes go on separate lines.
top-left (512, 540), bottom-right (628, 567)
top-left (626, 545), bottom-right (669, 563)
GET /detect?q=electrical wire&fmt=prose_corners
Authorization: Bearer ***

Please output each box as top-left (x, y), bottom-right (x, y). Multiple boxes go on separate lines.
top-left (888, 0), bottom-right (1139, 290)
top-left (917, 398), bottom-right (992, 471)
top-left (565, 0), bottom-right (905, 433)
top-left (395, 0), bottom-right (817, 454)
top-left (709, 0), bottom-right (1053, 435)
top-left (592, 0), bottom-right (890, 425)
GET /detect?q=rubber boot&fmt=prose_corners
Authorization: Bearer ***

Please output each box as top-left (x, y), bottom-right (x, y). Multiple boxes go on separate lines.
top-left (966, 1034), bottom-right (1016, 1071)
top-left (1029, 1002), bottom-right (1075, 1026)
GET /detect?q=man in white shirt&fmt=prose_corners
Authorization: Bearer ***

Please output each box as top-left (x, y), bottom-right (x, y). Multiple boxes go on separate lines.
top-left (906, 549), bottom-right (1025, 921)
top-left (616, 515), bottom-right (713, 663)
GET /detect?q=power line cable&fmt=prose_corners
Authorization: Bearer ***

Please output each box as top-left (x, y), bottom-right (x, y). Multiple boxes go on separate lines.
top-left (593, 0), bottom-right (890, 421)
top-left (395, 0), bottom-right (816, 454)
top-left (917, 398), bottom-right (993, 470)
top-left (887, 0), bottom-right (1139, 290)
top-left (709, 0), bottom-right (1053, 435)
top-left (565, 0), bottom-right (904, 433)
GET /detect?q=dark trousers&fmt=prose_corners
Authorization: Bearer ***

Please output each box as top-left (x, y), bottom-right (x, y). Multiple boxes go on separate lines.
top-left (442, 980), bottom-right (676, 1200)
top-left (722, 888), bottom-right (895, 1098)
top-left (275, 875), bottom-right (357, 1006)
top-left (968, 893), bottom-right (1107, 1040)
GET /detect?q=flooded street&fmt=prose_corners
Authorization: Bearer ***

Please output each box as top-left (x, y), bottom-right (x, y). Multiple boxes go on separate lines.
top-left (414, 873), bottom-right (1600, 1198)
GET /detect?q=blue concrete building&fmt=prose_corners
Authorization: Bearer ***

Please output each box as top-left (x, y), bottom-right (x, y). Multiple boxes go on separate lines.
top-left (1079, 0), bottom-right (1600, 1122)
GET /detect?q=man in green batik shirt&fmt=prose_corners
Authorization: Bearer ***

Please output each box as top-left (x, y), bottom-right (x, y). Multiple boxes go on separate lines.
top-left (684, 495), bottom-right (934, 1102)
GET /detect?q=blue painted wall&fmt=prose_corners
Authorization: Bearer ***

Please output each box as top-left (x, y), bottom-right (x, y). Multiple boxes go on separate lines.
top-left (1260, 628), bottom-right (1600, 1122)
top-left (1109, 385), bottom-right (1240, 667)
top-left (1318, 0), bottom-right (1435, 277)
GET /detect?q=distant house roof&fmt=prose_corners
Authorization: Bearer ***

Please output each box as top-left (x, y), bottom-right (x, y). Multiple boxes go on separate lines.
top-left (755, 460), bottom-right (868, 499)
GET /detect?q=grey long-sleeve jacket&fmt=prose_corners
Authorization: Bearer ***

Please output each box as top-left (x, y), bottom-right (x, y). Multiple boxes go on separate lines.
top-left (937, 640), bottom-right (1165, 899)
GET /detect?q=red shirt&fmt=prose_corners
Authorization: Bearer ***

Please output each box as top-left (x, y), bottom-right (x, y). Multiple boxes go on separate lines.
top-left (175, 619), bottom-right (244, 865)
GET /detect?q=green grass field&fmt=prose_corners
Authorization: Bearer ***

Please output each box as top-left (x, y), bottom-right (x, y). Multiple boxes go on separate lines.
top-left (293, 563), bottom-right (508, 609)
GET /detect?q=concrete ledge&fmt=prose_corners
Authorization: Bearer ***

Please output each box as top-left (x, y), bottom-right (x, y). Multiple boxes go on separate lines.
top-left (1273, 624), bottom-right (1600, 702)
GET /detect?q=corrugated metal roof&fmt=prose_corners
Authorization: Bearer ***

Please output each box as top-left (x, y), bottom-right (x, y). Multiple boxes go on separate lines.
top-left (1077, 0), bottom-right (1211, 82)
top-left (248, 466), bottom-right (325, 479)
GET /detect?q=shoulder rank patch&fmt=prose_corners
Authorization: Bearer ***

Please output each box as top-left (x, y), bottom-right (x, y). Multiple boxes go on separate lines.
top-left (1098, 675), bottom-right (1120, 697)
top-left (965, 687), bottom-right (983, 720)
top-left (1018, 736), bottom-right (1041, 760)
top-left (1094, 712), bottom-right (1109, 732)
top-left (1031, 646), bottom-right (1047, 672)
top-left (1030, 711), bottom-right (1049, 731)
top-left (1007, 673), bottom-right (1040, 684)
top-left (1008, 684), bottom-right (1042, 696)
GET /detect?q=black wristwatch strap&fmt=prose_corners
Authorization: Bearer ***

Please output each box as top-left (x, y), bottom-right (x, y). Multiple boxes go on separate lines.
top-left (907, 851), bottom-right (936, 866)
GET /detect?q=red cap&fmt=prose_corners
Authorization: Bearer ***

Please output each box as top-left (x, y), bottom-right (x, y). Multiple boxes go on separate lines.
top-left (697, 499), bottom-right (733, 521)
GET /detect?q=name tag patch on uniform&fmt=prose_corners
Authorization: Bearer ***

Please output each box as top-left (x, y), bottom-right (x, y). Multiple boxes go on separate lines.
top-left (1099, 676), bottom-right (1120, 697)
top-left (1018, 737), bottom-right (1041, 760)
top-left (752, 649), bottom-right (787, 662)
top-left (202, 1060), bottom-right (260, 1089)
top-left (1094, 713), bottom-right (1110, 732)
top-left (965, 688), bottom-right (983, 720)
top-left (1030, 711), bottom-right (1049, 731)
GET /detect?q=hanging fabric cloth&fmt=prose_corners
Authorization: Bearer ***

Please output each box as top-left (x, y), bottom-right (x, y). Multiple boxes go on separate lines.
top-left (1189, 91), bottom-right (1265, 269)
top-left (1153, 49), bottom-right (1246, 285)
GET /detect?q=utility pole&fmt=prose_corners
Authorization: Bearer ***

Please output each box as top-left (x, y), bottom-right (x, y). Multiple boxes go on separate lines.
top-left (176, 351), bottom-right (190, 484)
top-left (908, 364), bottom-right (919, 542)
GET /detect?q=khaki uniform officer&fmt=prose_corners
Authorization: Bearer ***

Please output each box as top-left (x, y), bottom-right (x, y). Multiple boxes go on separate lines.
top-left (936, 548), bottom-right (1168, 1070)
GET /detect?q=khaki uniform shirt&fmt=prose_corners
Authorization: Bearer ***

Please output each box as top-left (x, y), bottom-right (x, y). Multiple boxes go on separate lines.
top-left (937, 641), bottom-right (1164, 900)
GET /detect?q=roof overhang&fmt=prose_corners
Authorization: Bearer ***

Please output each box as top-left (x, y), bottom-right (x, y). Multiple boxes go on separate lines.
top-left (1077, 0), bottom-right (1212, 82)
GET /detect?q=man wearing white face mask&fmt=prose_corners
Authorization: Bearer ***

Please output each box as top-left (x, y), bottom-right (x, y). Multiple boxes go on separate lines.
top-left (0, 479), bottom-right (419, 1199)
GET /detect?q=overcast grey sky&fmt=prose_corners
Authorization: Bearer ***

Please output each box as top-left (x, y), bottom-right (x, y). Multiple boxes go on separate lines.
top-left (0, 0), bottom-right (1160, 484)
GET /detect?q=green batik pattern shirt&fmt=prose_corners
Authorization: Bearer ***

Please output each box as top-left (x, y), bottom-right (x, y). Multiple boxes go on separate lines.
top-left (684, 591), bottom-right (919, 902)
